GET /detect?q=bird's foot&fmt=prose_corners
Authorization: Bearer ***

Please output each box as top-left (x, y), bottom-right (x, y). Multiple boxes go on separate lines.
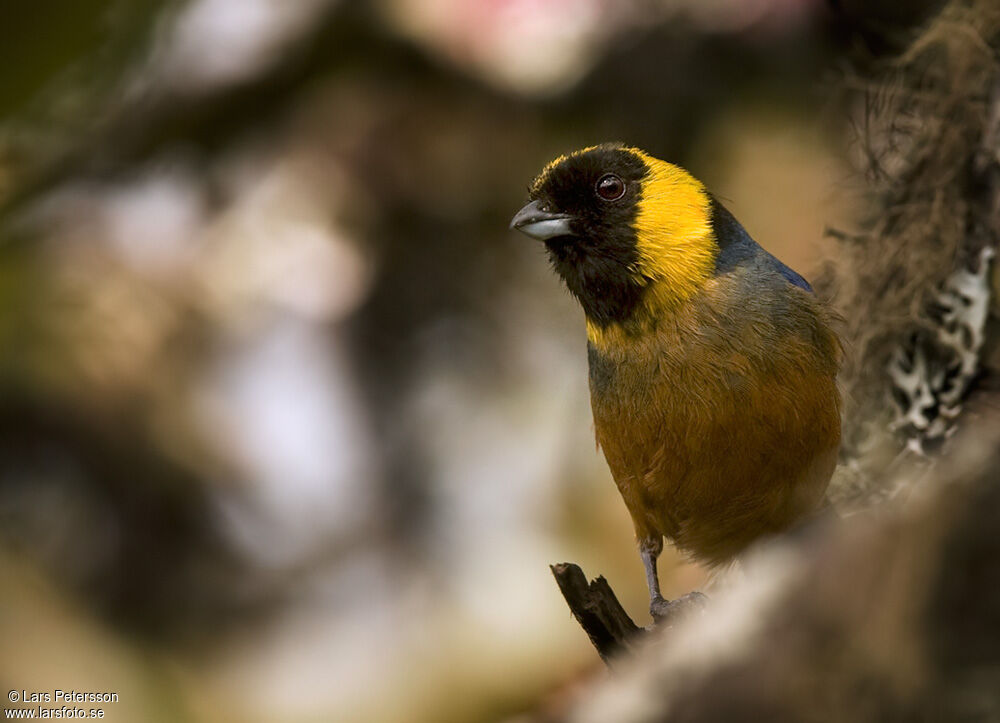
top-left (649, 591), bottom-right (708, 625)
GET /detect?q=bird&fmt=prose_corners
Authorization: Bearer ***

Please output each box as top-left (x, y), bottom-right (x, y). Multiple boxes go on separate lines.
top-left (510, 143), bottom-right (841, 619)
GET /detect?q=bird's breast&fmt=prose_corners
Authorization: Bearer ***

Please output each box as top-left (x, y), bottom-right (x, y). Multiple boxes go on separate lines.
top-left (586, 272), bottom-right (841, 563)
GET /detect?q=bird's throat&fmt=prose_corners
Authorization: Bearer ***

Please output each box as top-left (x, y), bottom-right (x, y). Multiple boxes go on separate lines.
top-left (583, 275), bottom-right (710, 349)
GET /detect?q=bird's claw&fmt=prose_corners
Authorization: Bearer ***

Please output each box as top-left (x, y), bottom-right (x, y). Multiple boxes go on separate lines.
top-left (649, 591), bottom-right (708, 624)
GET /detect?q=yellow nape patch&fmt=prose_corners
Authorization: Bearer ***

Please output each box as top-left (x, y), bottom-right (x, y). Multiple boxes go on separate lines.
top-left (629, 149), bottom-right (715, 312)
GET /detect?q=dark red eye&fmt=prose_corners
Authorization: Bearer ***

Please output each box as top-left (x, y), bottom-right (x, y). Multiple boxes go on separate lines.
top-left (595, 174), bottom-right (626, 201)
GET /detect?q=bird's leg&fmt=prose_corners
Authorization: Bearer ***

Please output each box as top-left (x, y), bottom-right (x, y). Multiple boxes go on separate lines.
top-left (639, 536), bottom-right (667, 615)
top-left (640, 535), bottom-right (709, 623)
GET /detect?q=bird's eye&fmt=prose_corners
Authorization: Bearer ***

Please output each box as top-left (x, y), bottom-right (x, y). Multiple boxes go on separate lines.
top-left (595, 174), bottom-right (626, 201)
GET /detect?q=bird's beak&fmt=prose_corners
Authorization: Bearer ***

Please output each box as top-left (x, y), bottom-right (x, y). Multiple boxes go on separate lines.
top-left (509, 200), bottom-right (574, 240)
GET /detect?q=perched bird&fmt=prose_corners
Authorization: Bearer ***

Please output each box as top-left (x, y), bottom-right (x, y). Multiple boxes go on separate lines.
top-left (511, 144), bottom-right (841, 618)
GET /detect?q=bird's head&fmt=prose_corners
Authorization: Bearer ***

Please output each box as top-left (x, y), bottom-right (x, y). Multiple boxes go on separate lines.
top-left (511, 144), bottom-right (715, 342)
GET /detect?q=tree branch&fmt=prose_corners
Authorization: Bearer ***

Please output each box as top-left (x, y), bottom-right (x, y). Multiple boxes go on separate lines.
top-left (550, 563), bottom-right (645, 665)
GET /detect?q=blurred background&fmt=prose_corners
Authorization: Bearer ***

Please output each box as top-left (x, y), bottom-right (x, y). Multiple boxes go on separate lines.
top-left (0, 1), bottom-right (941, 721)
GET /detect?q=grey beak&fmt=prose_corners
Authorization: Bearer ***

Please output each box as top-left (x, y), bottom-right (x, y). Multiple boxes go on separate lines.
top-left (509, 200), bottom-right (574, 240)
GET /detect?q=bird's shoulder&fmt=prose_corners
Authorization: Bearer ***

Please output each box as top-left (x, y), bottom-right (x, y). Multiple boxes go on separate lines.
top-left (709, 196), bottom-right (812, 292)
